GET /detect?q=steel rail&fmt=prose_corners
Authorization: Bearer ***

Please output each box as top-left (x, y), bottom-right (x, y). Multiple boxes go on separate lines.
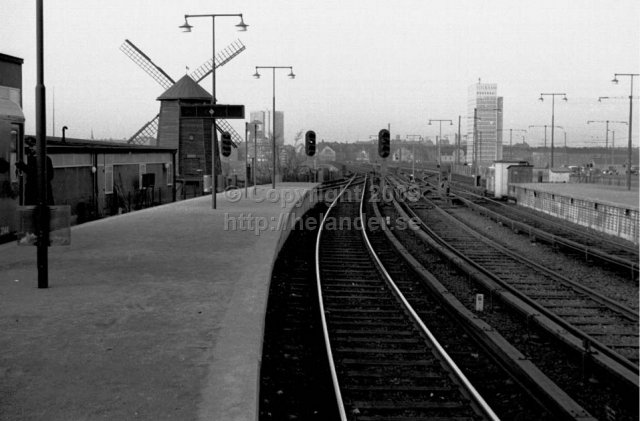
top-left (370, 178), bottom-right (597, 421)
top-left (359, 177), bottom-right (501, 421)
top-left (391, 175), bottom-right (637, 319)
top-left (314, 174), bottom-right (357, 421)
top-left (451, 187), bottom-right (639, 276)
top-left (385, 176), bottom-right (639, 387)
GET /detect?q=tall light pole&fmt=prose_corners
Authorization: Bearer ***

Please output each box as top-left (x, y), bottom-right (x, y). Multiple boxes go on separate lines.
top-left (35, 0), bottom-right (49, 288)
top-left (253, 66), bottom-right (295, 189)
top-left (456, 115), bottom-right (462, 166)
top-left (499, 129), bottom-right (527, 160)
top-left (611, 73), bottom-right (639, 190)
top-left (586, 120), bottom-right (627, 167)
top-left (180, 12), bottom-right (248, 209)
top-left (529, 125), bottom-right (562, 168)
top-left (406, 134), bottom-right (422, 178)
top-left (249, 120), bottom-right (261, 195)
top-left (539, 93), bottom-right (567, 169)
top-left (428, 119), bottom-right (453, 167)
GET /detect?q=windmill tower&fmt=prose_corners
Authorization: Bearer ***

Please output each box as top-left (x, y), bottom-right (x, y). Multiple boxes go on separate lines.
top-left (120, 39), bottom-right (245, 186)
top-left (120, 39), bottom-right (245, 146)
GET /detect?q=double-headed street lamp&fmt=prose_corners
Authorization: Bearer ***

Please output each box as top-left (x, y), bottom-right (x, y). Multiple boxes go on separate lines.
top-left (539, 93), bottom-right (567, 169)
top-left (406, 134), bottom-right (422, 177)
top-left (253, 66), bottom-right (295, 189)
top-left (586, 120), bottom-right (628, 167)
top-left (428, 119), bottom-right (453, 167)
top-left (499, 129), bottom-right (527, 160)
top-left (528, 124), bottom-right (563, 168)
top-left (180, 12), bottom-right (248, 209)
top-left (611, 73), bottom-right (639, 190)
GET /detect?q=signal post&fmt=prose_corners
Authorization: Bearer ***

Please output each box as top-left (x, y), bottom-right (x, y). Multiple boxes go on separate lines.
top-left (305, 130), bottom-right (316, 182)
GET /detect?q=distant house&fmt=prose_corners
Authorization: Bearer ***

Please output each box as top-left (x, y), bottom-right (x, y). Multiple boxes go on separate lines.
top-left (355, 150), bottom-right (370, 162)
top-left (441, 148), bottom-right (465, 164)
top-left (392, 147), bottom-right (413, 162)
top-left (548, 167), bottom-right (572, 183)
top-left (319, 146), bottom-right (336, 161)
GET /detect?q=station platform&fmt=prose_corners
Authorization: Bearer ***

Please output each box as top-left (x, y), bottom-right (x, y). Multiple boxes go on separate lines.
top-left (513, 182), bottom-right (639, 210)
top-left (509, 182), bottom-right (639, 243)
top-left (0, 182), bottom-right (318, 421)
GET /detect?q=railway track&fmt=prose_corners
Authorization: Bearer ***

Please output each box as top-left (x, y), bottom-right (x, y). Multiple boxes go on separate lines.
top-left (385, 176), bottom-right (639, 387)
top-left (259, 203), bottom-right (338, 420)
top-left (316, 176), bottom-right (500, 420)
top-left (448, 181), bottom-right (638, 278)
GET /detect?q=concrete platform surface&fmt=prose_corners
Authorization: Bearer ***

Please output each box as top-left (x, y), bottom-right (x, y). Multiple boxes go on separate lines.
top-left (514, 182), bottom-right (639, 210)
top-left (0, 183), bottom-right (317, 421)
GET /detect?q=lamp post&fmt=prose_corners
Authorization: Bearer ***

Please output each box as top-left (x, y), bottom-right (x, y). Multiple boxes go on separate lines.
top-left (456, 115), bottom-right (462, 165)
top-left (428, 119), bottom-right (453, 167)
top-left (248, 120), bottom-right (261, 195)
top-left (586, 120), bottom-right (627, 167)
top-left (598, 96), bottom-right (628, 102)
top-left (180, 12), bottom-right (248, 209)
top-left (35, 0), bottom-right (49, 288)
top-left (539, 93), bottom-right (567, 169)
top-left (253, 66), bottom-right (295, 189)
top-left (611, 73), bottom-right (639, 190)
top-left (499, 129), bottom-right (527, 160)
top-left (406, 135), bottom-right (422, 178)
top-left (528, 125), bottom-right (563, 168)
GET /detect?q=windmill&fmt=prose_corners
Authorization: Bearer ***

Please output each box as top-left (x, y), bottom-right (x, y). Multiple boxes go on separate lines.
top-left (120, 38), bottom-right (246, 146)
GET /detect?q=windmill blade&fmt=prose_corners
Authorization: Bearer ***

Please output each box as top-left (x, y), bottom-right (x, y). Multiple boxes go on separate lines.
top-left (216, 119), bottom-right (241, 148)
top-left (120, 40), bottom-right (175, 90)
top-left (127, 114), bottom-right (159, 145)
top-left (189, 39), bottom-right (246, 83)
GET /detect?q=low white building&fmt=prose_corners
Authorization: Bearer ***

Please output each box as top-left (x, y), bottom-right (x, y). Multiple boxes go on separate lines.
top-left (548, 168), bottom-right (572, 183)
top-left (318, 146), bottom-right (336, 162)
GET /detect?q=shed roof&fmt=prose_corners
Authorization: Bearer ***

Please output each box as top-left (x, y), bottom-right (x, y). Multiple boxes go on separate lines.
top-left (157, 75), bottom-right (211, 101)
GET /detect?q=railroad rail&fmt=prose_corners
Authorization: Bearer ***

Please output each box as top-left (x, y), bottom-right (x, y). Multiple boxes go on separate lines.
top-left (316, 175), bottom-right (500, 420)
top-left (385, 175), bottom-right (639, 390)
top-left (449, 185), bottom-right (639, 279)
top-left (365, 180), bottom-right (599, 420)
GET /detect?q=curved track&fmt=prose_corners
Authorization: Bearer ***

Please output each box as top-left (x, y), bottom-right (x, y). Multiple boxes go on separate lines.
top-left (386, 175), bottom-right (639, 387)
top-left (316, 176), bottom-right (499, 420)
top-left (447, 180), bottom-right (638, 278)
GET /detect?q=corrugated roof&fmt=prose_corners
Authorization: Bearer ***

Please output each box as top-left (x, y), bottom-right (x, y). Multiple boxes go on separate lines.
top-left (157, 75), bottom-right (211, 101)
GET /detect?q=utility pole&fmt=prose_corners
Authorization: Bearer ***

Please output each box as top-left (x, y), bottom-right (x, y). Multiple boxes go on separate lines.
top-left (539, 93), bottom-right (568, 169)
top-left (457, 115), bottom-right (461, 165)
top-left (428, 118), bottom-right (453, 167)
top-left (36, 0), bottom-right (49, 288)
top-left (587, 120), bottom-right (627, 168)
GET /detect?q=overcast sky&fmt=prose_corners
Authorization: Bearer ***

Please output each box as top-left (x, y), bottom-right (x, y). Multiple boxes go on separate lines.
top-left (2, 0), bottom-right (639, 147)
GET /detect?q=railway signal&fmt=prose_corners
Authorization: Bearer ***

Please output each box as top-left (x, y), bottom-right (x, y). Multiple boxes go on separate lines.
top-left (378, 129), bottom-right (390, 158)
top-left (221, 131), bottom-right (232, 157)
top-left (305, 130), bottom-right (316, 156)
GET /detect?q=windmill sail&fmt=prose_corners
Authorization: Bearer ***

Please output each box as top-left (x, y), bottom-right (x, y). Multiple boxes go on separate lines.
top-left (122, 39), bottom-right (246, 146)
top-left (127, 115), bottom-right (159, 146)
top-left (189, 40), bottom-right (245, 83)
top-left (120, 40), bottom-right (175, 90)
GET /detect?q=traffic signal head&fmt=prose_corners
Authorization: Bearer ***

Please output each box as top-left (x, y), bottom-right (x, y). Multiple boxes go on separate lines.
top-left (378, 129), bottom-right (390, 158)
top-left (305, 130), bottom-right (316, 156)
top-left (221, 131), bottom-right (232, 157)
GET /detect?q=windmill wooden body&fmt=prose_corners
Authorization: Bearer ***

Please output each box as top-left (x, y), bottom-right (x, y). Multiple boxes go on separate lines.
top-left (120, 39), bottom-right (245, 188)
